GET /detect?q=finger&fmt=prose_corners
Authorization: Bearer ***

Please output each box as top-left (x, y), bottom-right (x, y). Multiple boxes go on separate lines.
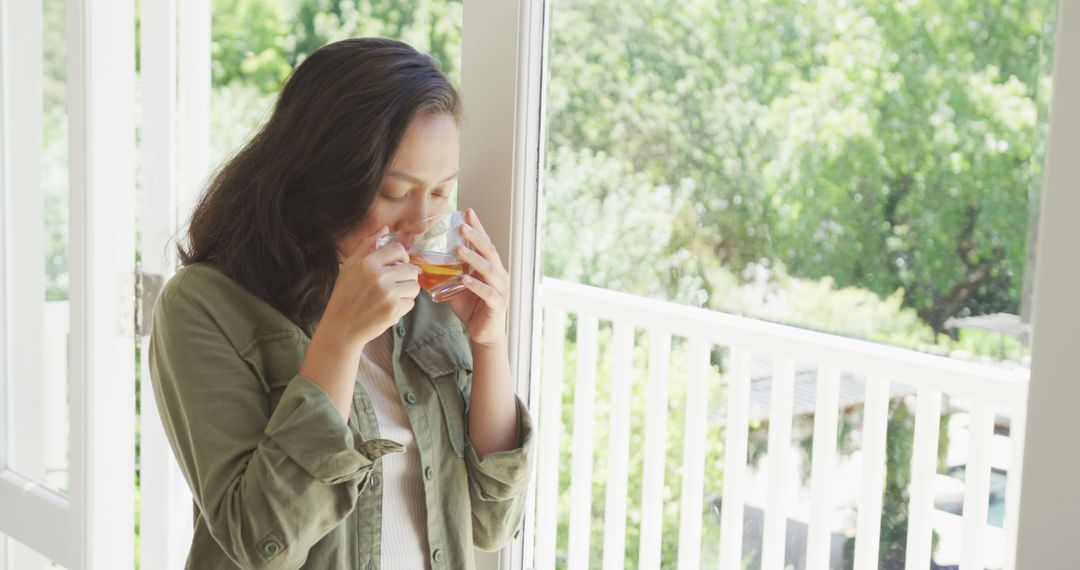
top-left (460, 223), bottom-right (502, 267)
top-left (369, 242), bottom-right (410, 267)
top-left (463, 208), bottom-right (505, 265)
top-left (466, 208), bottom-right (489, 237)
top-left (457, 246), bottom-right (504, 290)
top-left (383, 262), bottom-right (421, 283)
top-left (345, 226), bottom-right (390, 262)
top-left (392, 279), bottom-right (421, 299)
top-left (383, 272), bottom-right (420, 290)
top-left (394, 297), bottom-right (416, 318)
top-left (462, 274), bottom-right (502, 308)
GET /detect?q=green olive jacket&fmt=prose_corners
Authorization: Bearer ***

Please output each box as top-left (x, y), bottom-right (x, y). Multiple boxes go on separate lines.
top-left (148, 263), bottom-right (535, 569)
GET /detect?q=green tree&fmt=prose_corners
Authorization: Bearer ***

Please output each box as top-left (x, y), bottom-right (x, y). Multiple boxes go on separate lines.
top-left (766, 0), bottom-right (1057, 333)
top-left (212, 0), bottom-right (462, 94)
top-left (543, 0), bottom-right (1057, 335)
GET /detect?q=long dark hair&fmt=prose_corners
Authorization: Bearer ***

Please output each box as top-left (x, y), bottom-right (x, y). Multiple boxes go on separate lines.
top-left (179, 38), bottom-right (462, 328)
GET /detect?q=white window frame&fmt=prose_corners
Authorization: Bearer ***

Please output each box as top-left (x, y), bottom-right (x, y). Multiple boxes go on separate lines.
top-left (1014, 1), bottom-right (1080, 568)
top-left (136, 0), bottom-right (208, 568)
top-left (459, 0), bottom-right (549, 568)
top-left (0, 0), bottom-right (137, 567)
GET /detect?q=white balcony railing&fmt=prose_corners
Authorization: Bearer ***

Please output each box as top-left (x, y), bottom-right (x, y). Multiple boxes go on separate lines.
top-left (533, 278), bottom-right (1029, 570)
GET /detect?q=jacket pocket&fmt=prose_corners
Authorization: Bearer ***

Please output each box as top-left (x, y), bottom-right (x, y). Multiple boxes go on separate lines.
top-left (406, 328), bottom-right (473, 458)
top-left (240, 331), bottom-right (310, 409)
top-left (430, 372), bottom-right (468, 457)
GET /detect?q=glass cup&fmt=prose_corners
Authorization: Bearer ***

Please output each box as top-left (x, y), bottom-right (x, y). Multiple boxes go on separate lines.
top-left (377, 211), bottom-right (470, 302)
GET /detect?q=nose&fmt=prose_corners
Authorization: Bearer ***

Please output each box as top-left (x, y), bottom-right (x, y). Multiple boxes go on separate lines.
top-left (391, 210), bottom-right (426, 236)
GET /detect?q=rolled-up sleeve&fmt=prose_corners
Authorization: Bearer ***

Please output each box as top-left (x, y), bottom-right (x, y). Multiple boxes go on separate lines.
top-left (148, 287), bottom-right (402, 568)
top-left (265, 376), bottom-right (404, 485)
top-left (465, 396), bottom-right (536, 551)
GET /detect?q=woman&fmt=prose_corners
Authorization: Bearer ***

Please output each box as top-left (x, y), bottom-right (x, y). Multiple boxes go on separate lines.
top-left (149, 38), bottom-right (534, 569)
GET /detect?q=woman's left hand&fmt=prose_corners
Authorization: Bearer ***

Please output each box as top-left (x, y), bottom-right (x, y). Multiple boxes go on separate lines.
top-left (446, 208), bottom-right (510, 349)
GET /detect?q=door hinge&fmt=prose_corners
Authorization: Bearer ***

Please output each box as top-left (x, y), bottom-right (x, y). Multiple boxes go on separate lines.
top-left (135, 266), bottom-right (165, 337)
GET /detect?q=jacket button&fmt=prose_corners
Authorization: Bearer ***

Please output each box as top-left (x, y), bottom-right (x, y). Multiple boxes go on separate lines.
top-left (432, 549), bottom-right (444, 562)
top-left (404, 391), bottom-right (417, 405)
top-left (262, 541), bottom-right (280, 556)
top-left (424, 466), bottom-right (434, 481)
top-left (370, 473), bottom-right (380, 488)
top-left (395, 323), bottom-right (406, 337)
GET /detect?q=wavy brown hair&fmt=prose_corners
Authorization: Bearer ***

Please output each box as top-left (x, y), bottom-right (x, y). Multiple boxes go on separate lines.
top-left (179, 38), bottom-right (462, 328)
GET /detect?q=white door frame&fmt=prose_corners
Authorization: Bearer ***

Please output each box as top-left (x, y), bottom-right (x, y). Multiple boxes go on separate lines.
top-left (459, 0), bottom-right (549, 568)
top-left (136, 0), bottom-right (206, 568)
top-left (1015, 1), bottom-right (1080, 568)
top-left (0, 0), bottom-right (136, 567)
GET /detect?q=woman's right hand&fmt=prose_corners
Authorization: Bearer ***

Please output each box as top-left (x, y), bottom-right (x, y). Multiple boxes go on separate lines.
top-left (322, 226), bottom-right (421, 350)
top-left (300, 227), bottom-right (417, 423)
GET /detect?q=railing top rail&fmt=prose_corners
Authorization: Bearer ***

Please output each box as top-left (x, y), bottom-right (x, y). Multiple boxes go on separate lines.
top-left (540, 278), bottom-right (1028, 406)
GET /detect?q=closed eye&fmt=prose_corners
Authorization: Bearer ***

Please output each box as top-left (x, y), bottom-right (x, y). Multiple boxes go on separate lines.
top-left (380, 190), bottom-right (450, 202)
top-left (379, 192), bottom-right (409, 203)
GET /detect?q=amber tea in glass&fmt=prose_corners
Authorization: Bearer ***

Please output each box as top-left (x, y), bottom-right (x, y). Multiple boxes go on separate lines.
top-left (411, 251), bottom-right (466, 298)
top-left (378, 211), bottom-right (470, 302)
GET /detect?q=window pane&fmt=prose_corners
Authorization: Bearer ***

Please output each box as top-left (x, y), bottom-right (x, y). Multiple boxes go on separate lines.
top-left (536, 1), bottom-right (1057, 568)
top-left (209, 0), bottom-right (463, 170)
top-left (5, 0), bottom-right (71, 497)
top-left (542, 0), bottom-right (1059, 359)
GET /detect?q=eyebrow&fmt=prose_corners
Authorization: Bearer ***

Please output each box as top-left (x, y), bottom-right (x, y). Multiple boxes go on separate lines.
top-left (385, 170), bottom-right (460, 186)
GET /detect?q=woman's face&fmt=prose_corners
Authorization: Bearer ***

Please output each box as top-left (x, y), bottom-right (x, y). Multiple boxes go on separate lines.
top-left (335, 112), bottom-right (461, 261)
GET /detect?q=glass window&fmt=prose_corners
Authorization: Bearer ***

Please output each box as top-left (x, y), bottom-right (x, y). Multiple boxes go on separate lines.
top-left (209, 0), bottom-right (463, 170)
top-left (535, 1), bottom-right (1058, 568)
top-left (5, 0), bottom-right (71, 497)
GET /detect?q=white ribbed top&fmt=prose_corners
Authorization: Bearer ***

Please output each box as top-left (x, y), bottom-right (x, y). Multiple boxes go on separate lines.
top-left (359, 329), bottom-right (431, 569)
